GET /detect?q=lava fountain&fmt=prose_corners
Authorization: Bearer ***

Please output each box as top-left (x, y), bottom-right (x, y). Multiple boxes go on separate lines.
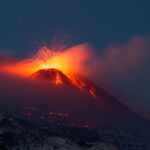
top-left (0, 43), bottom-right (142, 129)
top-left (1, 44), bottom-right (97, 97)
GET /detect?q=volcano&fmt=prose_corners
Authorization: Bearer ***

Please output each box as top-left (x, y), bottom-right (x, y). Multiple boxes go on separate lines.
top-left (31, 68), bottom-right (72, 85)
top-left (31, 68), bottom-right (98, 97)
top-left (23, 68), bottom-right (147, 128)
top-left (0, 68), bottom-right (149, 128)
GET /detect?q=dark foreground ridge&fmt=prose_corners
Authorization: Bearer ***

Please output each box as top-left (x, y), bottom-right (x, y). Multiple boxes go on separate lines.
top-left (0, 113), bottom-right (149, 150)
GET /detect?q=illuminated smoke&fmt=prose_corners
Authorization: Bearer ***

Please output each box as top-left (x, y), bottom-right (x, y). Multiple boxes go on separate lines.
top-left (1, 44), bottom-right (93, 77)
top-left (0, 36), bottom-right (149, 82)
top-left (0, 44), bottom-right (98, 97)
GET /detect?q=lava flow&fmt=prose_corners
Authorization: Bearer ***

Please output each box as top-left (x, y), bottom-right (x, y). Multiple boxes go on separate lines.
top-left (1, 44), bottom-right (97, 97)
top-left (31, 68), bottom-right (97, 97)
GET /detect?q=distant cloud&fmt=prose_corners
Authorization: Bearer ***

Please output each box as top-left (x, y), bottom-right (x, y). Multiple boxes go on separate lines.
top-left (91, 36), bottom-right (150, 80)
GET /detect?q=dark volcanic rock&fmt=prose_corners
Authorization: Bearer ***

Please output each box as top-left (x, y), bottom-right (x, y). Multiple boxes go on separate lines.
top-left (0, 113), bottom-right (148, 150)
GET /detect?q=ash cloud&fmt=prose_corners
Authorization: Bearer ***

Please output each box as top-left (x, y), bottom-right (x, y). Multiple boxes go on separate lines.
top-left (0, 36), bottom-right (150, 119)
top-left (91, 36), bottom-right (150, 119)
top-left (1, 36), bottom-right (149, 81)
top-left (90, 36), bottom-right (150, 81)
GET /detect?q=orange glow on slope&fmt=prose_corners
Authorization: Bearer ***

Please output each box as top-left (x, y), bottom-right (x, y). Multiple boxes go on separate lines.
top-left (89, 87), bottom-right (97, 98)
top-left (54, 72), bottom-right (63, 85)
top-left (1, 44), bottom-right (97, 97)
top-left (70, 75), bottom-right (97, 97)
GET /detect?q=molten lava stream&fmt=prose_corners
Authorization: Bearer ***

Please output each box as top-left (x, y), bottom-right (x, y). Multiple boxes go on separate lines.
top-left (1, 45), bottom-right (98, 97)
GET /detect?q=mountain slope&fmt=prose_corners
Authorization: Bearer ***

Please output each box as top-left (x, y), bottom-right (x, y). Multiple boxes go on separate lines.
top-left (28, 68), bottom-right (149, 128)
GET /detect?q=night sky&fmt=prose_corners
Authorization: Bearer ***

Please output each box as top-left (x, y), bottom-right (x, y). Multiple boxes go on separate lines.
top-left (0, 0), bottom-right (150, 117)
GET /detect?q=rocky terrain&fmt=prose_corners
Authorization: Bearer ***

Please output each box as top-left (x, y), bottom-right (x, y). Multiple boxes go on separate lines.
top-left (0, 113), bottom-right (149, 150)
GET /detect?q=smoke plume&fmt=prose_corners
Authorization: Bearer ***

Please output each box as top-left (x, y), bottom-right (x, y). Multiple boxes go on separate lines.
top-left (0, 36), bottom-right (149, 119)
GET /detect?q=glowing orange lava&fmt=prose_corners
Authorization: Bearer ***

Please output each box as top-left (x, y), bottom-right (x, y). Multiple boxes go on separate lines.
top-left (1, 44), bottom-right (97, 97)
top-left (2, 44), bottom-right (91, 76)
top-left (55, 72), bottom-right (63, 85)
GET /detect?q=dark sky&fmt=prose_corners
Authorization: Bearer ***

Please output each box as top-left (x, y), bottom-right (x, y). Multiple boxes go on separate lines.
top-left (0, 0), bottom-right (149, 55)
top-left (0, 0), bottom-right (150, 117)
